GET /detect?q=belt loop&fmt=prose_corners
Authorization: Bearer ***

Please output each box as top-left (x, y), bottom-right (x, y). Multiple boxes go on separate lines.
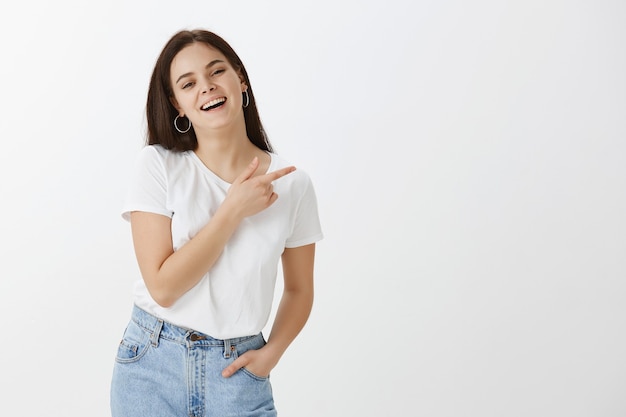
top-left (223, 339), bottom-right (232, 359)
top-left (151, 319), bottom-right (163, 347)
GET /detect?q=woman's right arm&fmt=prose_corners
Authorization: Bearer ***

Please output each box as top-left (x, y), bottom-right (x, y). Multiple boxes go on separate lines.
top-left (130, 157), bottom-right (295, 307)
top-left (130, 205), bottom-right (240, 307)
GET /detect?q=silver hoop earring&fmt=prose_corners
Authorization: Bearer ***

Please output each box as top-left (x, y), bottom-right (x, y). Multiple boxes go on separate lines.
top-left (174, 115), bottom-right (191, 133)
top-left (242, 91), bottom-right (250, 108)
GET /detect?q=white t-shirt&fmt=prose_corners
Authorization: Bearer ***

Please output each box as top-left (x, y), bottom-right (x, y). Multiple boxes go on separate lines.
top-left (122, 145), bottom-right (323, 339)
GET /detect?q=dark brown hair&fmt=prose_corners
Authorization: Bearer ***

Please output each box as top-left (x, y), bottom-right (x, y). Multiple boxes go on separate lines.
top-left (146, 29), bottom-right (272, 152)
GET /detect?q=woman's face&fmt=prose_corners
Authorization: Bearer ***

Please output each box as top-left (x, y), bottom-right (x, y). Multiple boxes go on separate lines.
top-left (169, 42), bottom-right (247, 132)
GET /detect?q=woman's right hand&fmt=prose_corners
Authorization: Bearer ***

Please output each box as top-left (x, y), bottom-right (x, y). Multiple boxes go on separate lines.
top-left (223, 157), bottom-right (296, 219)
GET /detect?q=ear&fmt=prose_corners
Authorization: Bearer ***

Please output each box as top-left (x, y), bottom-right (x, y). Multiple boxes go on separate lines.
top-left (237, 71), bottom-right (248, 91)
top-left (169, 96), bottom-right (182, 113)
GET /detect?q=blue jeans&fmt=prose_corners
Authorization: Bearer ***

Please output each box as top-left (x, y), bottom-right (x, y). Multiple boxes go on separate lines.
top-left (110, 305), bottom-right (276, 417)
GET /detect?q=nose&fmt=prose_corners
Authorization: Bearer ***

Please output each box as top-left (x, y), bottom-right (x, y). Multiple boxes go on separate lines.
top-left (200, 76), bottom-right (215, 93)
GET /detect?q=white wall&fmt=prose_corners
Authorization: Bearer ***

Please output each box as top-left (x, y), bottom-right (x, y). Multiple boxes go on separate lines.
top-left (1, 1), bottom-right (624, 416)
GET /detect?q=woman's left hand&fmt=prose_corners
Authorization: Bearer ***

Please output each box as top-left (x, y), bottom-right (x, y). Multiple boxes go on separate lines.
top-left (221, 346), bottom-right (279, 378)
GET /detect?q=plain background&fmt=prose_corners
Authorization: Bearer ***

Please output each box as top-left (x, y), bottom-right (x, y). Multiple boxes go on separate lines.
top-left (1, 0), bottom-right (624, 416)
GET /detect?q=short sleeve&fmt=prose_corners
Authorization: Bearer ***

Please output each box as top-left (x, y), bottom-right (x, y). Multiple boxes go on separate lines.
top-left (121, 146), bottom-right (173, 221)
top-left (285, 174), bottom-right (324, 248)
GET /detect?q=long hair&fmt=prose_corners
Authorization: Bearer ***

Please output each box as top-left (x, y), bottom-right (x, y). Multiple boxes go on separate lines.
top-left (146, 29), bottom-right (272, 152)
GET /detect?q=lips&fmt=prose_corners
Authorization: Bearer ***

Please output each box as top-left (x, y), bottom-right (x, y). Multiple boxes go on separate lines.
top-left (201, 97), bottom-right (226, 111)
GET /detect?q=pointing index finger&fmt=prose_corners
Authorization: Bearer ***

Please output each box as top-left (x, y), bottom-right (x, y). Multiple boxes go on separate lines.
top-left (264, 166), bottom-right (296, 182)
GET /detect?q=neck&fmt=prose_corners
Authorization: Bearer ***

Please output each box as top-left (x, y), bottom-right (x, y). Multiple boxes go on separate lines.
top-left (194, 114), bottom-right (248, 146)
top-left (193, 122), bottom-right (265, 183)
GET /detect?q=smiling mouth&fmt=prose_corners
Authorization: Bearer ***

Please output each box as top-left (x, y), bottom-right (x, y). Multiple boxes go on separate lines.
top-left (201, 97), bottom-right (226, 111)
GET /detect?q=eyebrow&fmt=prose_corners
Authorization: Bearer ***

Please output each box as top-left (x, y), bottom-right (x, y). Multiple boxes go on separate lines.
top-left (175, 59), bottom-right (225, 84)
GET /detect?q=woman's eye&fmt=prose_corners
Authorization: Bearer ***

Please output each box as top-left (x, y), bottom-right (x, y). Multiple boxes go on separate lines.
top-left (182, 82), bottom-right (194, 89)
top-left (212, 69), bottom-right (225, 76)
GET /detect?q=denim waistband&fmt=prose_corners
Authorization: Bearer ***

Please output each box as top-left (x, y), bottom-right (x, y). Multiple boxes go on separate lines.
top-left (129, 304), bottom-right (259, 348)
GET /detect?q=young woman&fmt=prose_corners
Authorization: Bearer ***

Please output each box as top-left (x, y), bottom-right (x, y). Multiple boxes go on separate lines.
top-left (110, 29), bottom-right (323, 417)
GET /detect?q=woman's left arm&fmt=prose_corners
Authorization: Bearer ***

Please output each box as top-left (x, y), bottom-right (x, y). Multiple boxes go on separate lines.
top-left (222, 243), bottom-right (316, 378)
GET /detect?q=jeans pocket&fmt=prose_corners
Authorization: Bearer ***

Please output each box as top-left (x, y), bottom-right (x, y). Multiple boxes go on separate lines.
top-left (234, 334), bottom-right (270, 380)
top-left (115, 320), bottom-right (151, 364)
top-left (241, 367), bottom-right (270, 381)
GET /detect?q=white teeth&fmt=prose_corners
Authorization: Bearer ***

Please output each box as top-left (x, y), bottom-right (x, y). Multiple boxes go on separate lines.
top-left (201, 97), bottom-right (226, 110)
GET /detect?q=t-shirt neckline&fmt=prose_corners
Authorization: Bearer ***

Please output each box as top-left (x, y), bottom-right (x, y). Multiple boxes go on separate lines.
top-left (187, 150), bottom-right (275, 188)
